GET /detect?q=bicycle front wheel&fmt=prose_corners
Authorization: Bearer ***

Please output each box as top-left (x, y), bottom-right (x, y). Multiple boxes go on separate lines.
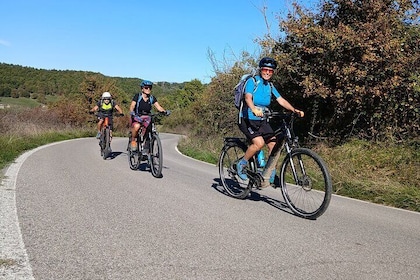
top-left (149, 133), bottom-right (163, 178)
top-left (102, 128), bottom-right (111, 160)
top-left (218, 141), bottom-right (254, 199)
top-left (280, 148), bottom-right (332, 219)
top-left (127, 138), bottom-right (140, 170)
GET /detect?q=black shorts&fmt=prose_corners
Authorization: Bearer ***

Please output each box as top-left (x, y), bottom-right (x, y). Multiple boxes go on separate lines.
top-left (97, 113), bottom-right (114, 130)
top-left (238, 118), bottom-right (274, 141)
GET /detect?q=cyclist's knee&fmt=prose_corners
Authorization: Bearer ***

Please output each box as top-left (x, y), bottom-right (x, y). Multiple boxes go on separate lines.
top-left (252, 137), bottom-right (265, 149)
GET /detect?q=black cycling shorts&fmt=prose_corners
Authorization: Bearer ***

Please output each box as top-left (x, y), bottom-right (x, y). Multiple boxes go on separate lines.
top-left (238, 118), bottom-right (274, 141)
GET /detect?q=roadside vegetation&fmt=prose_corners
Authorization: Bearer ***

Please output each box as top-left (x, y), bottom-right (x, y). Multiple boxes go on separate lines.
top-left (1, 0), bottom-right (419, 212)
top-left (1, 99), bottom-right (418, 212)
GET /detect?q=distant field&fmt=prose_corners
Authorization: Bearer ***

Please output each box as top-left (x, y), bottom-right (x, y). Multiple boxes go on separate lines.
top-left (0, 96), bottom-right (57, 108)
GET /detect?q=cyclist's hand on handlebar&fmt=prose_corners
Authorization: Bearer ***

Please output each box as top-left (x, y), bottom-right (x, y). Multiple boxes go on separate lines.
top-left (294, 109), bottom-right (304, 118)
top-left (252, 107), bottom-right (263, 117)
top-left (164, 110), bottom-right (171, 116)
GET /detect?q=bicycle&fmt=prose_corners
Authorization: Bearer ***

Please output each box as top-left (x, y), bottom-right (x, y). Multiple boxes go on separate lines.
top-left (127, 112), bottom-right (167, 178)
top-left (218, 111), bottom-right (332, 219)
top-left (96, 113), bottom-right (123, 160)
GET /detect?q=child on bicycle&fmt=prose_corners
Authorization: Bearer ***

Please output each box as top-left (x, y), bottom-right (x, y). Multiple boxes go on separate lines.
top-left (129, 80), bottom-right (170, 151)
top-left (237, 57), bottom-right (304, 183)
top-left (90, 91), bottom-right (124, 139)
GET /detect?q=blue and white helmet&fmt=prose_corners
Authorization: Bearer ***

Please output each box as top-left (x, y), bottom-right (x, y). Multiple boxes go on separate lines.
top-left (140, 80), bottom-right (153, 88)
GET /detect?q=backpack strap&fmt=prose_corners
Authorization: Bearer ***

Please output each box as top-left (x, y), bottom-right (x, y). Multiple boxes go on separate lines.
top-left (135, 94), bottom-right (155, 114)
top-left (238, 76), bottom-right (258, 124)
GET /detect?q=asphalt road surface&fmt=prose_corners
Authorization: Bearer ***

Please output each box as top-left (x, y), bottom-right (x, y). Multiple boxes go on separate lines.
top-left (1, 134), bottom-right (419, 279)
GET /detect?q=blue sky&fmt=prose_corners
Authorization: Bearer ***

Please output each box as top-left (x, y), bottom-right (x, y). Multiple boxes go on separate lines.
top-left (0, 0), bottom-right (317, 83)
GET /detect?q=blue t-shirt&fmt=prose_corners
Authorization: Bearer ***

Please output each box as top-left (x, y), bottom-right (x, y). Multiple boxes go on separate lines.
top-left (240, 75), bottom-right (281, 120)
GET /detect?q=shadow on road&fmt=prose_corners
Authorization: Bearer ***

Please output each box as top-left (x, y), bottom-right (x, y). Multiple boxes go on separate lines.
top-left (107, 151), bottom-right (123, 159)
top-left (212, 178), bottom-right (297, 217)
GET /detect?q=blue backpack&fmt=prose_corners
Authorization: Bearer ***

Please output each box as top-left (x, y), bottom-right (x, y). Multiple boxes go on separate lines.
top-left (233, 69), bottom-right (258, 110)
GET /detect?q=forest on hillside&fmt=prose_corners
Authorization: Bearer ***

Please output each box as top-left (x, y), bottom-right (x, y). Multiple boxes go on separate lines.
top-left (0, 63), bottom-right (186, 105)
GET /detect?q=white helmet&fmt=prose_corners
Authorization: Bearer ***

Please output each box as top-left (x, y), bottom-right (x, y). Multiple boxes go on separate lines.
top-left (102, 92), bottom-right (111, 99)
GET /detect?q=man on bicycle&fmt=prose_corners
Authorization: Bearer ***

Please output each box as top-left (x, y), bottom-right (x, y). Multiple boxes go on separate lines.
top-left (90, 91), bottom-right (123, 139)
top-left (236, 57), bottom-right (304, 182)
top-left (129, 80), bottom-right (170, 151)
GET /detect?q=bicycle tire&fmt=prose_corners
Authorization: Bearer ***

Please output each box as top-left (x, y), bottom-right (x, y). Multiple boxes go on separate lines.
top-left (99, 129), bottom-right (105, 157)
top-left (149, 133), bottom-right (163, 178)
top-left (102, 128), bottom-right (111, 160)
top-left (280, 148), bottom-right (332, 219)
top-left (218, 141), bottom-right (254, 199)
top-left (127, 138), bottom-right (140, 170)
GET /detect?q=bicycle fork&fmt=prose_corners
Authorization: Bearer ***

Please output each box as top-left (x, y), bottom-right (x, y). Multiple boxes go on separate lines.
top-left (283, 143), bottom-right (307, 187)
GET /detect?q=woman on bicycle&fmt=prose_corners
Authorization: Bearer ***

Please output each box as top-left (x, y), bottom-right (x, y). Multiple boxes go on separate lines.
top-left (236, 57), bottom-right (304, 182)
top-left (90, 91), bottom-right (123, 139)
top-left (129, 80), bottom-right (170, 151)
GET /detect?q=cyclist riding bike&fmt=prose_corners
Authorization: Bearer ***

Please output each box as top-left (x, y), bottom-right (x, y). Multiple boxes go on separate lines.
top-left (129, 80), bottom-right (170, 151)
top-left (90, 91), bottom-right (124, 139)
top-left (237, 57), bottom-right (305, 183)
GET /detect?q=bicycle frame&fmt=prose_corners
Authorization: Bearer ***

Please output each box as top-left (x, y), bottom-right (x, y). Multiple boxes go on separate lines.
top-left (136, 115), bottom-right (157, 152)
top-left (101, 116), bottom-right (110, 132)
top-left (242, 113), bottom-right (298, 188)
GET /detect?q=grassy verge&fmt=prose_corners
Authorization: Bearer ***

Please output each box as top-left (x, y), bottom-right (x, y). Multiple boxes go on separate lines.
top-left (178, 137), bottom-right (420, 212)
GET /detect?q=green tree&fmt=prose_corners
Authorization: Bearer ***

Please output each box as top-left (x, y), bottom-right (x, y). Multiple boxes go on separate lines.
top-left (265, 0), bottom-right (420, 141)
top-left (172, 79), bottom-right (205, 109)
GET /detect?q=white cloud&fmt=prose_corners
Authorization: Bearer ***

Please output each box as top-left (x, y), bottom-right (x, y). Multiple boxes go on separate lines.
top-left (0, 40), bottom-right (11, 47)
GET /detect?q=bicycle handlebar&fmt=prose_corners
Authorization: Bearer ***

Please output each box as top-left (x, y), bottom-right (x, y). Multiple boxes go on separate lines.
top-left (132, 111), bottom-right (170, 117)
top-left (264, 110), bottom-right (300, 121)
top-left (90, 111), bottom-right (124, 117)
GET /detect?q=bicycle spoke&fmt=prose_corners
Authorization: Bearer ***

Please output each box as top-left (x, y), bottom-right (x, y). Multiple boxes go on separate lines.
top-left (281, 148), bottom-right (332, 219)
top-left (218, 142), bottom-right (252, 199)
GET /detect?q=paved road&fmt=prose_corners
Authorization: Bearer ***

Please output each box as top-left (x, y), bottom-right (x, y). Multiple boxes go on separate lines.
top-left (1, 134), bottom-right (419, 279)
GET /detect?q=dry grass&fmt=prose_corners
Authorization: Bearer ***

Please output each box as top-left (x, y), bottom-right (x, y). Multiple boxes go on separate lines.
top-left (313, 139), bottom-right (419, 211)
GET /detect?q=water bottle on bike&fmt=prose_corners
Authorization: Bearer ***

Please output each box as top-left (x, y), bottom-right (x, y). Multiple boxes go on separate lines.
top-left (256, 150), bottom-right (266, 168)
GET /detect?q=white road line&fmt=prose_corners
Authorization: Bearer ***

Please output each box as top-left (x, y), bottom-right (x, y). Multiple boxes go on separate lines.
top-left (0, 140), bottom-right (75, 280)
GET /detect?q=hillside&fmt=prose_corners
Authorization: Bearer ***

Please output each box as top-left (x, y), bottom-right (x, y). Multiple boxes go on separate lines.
top-left (0, 63), bottom-right (186, 104)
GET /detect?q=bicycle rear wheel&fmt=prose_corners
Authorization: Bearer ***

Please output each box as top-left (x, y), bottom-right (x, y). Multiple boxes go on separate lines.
top-left (149, 133), bottom-right (163, 178)
top-left (280, 148), bottom-right (332, 219)
top-left (127, 138), bottom-right (140, 170)
top-left (218, 140), bottom-right (254, 199)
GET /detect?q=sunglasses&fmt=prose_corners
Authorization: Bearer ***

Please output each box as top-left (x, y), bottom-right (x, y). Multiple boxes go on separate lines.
top-left (142, 86), bottom-right (152, 90)
top-left (261, 68), bottom-right (274, 74)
